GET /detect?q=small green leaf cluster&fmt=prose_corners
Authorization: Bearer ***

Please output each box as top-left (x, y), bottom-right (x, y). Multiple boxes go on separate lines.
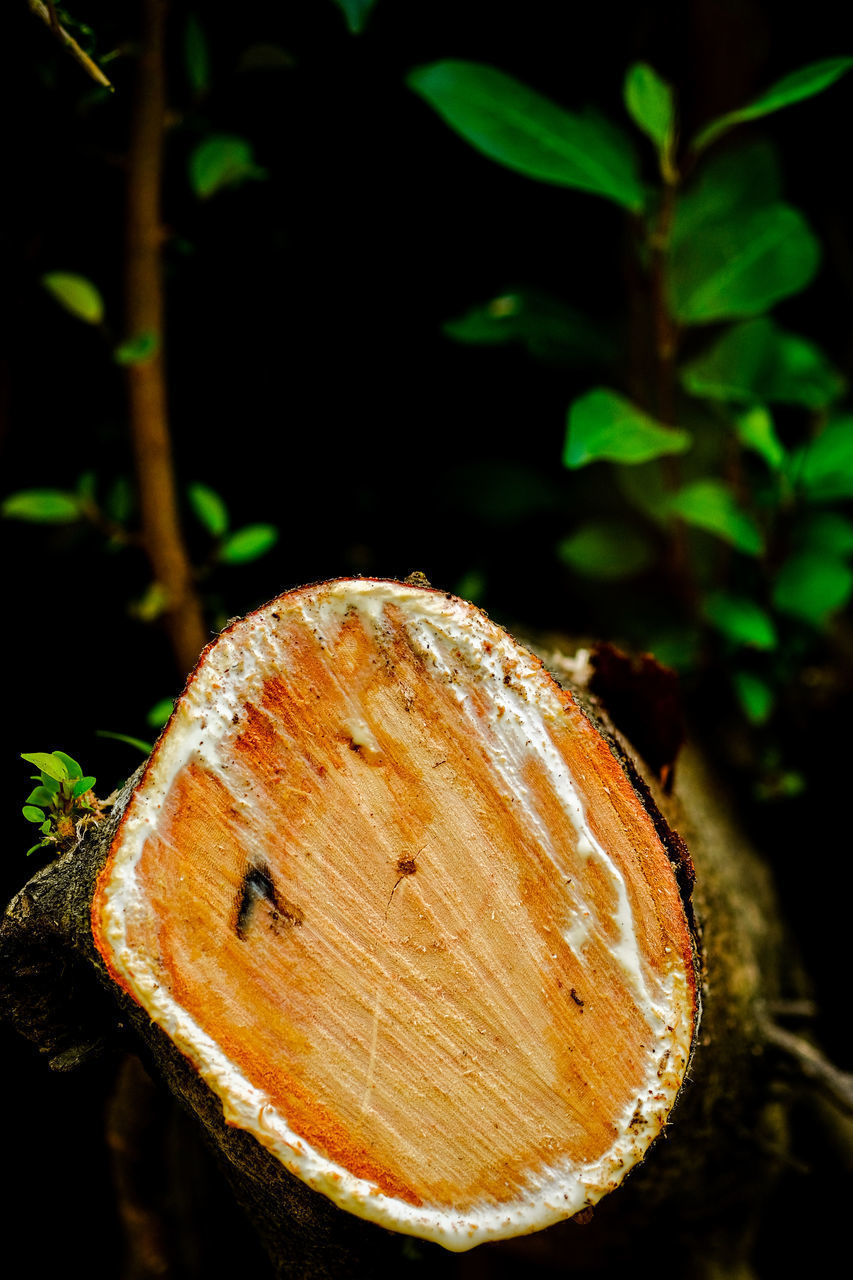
top-left (21, 751), bottom-right (101, 859)
top-left (2, 472), bottom-right (133, 541)
top-left (410, 51), bottom-right (853, 738)
top-left (187, 482), bottom-right (279, 565)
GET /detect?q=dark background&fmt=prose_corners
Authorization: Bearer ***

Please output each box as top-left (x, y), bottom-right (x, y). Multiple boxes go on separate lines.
top-left (3, 2), bottom-right (853, 1275)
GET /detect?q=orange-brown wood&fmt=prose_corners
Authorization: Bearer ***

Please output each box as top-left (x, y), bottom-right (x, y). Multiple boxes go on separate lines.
top-left (92, 580), bottom-right (697, 1247)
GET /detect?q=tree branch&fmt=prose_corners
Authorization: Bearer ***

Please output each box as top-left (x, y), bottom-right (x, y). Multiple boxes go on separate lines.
top-left (28, 0), bottom-right (114, 90)
top-left (762, 1020), bottom-right (853, 1120)
top-left (125, 0), bottom-right (207, 676)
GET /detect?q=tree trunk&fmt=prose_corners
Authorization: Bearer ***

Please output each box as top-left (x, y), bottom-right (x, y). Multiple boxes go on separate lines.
top-left (0, 578), bottom-right (805, 1278)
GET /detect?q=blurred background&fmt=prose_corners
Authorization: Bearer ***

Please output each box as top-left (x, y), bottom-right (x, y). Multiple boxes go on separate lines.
top-left (3, 1), bottom-right (853, 1275)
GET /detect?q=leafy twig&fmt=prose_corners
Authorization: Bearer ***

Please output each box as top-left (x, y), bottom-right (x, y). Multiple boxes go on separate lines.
top-left (28, 0), bottom-right (114, 90)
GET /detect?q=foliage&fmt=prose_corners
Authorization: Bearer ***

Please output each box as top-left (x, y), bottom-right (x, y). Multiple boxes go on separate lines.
top-left (20, 750), bottom-right (104, 858)
top-left (42, 272), bottom-right (104, 325)
top-left (412, 50), bottom-right (853, 757)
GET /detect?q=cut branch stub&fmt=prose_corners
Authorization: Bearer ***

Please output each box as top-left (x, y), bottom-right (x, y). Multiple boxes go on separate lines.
top-left (92, 578), bottom-right (698, 1251)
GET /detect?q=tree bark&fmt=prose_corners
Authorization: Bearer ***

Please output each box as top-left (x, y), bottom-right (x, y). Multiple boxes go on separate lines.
top-left (0, 579), bottom-right (814, 1278)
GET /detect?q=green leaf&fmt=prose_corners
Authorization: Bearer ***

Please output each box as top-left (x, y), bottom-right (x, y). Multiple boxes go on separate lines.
top-left (189, 135), bottom-right (266, 199)
top-left (22, 806), bottom-right (45, 824)
top-left (77, 472), bottom-right (97, 503)
top-left (443, 291), bottom-right (614, 366)
top-left (703, 592), bottom-right (777, 649)
top-left (38, 772), bottom-right (60, 795)
top-left (669, 203), bottom-right (820, 325)
top-left (219, 524), bottom-right (279, 564)
top-left (793, 416), bottom-right (853, 501)
top-left (21, 752), bottom-right (69, 782)
top-left (681, 319), bottom-right (844, 411)
top-left (53, 751), bottom-right (82, 779)
top-left (188, 482), bottom-right (229, 537)
top-left (2, 489), bottom-right (82, 523)
top-left (453, 569), bottom-right (487, 603)
top-left (795, 512), bottom-right (853, 557)
top-left (146, 698), bottom-right (175, 729)
top-left (734, 407), bottom-right (787, 472)
top-left (26, 787), bottom-right (55, 807)
top-left (772, 552), bottom-right (853, 625)
top-left (184, 13), bottom-right (210, 95)
top-left (107, 476), bottom-right (134, 524)
top-left (693, 57), bottom-right (853, 154)
top-left (557, 521), bottom-right (655, 580)
top-left (26, 843), bottom-right (49, 857)
top-left (564, 389), bottom-right (691, 468)
top-left (667, 479), bottom-right (763, 554)
top-left (42, 272), bottom-right (105, 325)
top-left (672, 141), bottom-right (781, 244)
top-left (623, 62), bottom-right (675, 161)
top-left (96, 730), bottom-right (153, 755)
top-left (73, 776), bottom-right (96, 797)
top-left (407, 61), bottom-right (645, 212)
top-left (114, 332), bottom-right (159, 366)
top-left (131, 581), bottom-right (170, 623)
top-left (732, 671), bottom-right (774, 725)
top-left (334, 0), bottom-right (377, 33)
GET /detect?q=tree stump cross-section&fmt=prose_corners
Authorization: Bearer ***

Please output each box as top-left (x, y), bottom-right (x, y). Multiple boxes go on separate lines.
top-left (91, 577), bottom-right (698, 1251)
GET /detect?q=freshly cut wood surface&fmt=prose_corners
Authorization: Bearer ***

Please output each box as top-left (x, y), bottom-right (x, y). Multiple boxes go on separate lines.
top-left (92, 578), bottom-right (698, 1250)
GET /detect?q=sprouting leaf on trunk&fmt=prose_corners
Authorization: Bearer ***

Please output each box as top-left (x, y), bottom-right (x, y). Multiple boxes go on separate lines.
top-left (333, 0), bottom-right (378, 34)
top-left (557, 521), bottom-right (655, 579)
top-left (668, 203), bottom-right (820, 324)
top-left (564, 389), bottom-right (691, 468)
top-left (692, 56), bottom-right (853, 154)
top-left (443, 291), bottom-right (614, 366)
top-left (190, 136), bottom-right (266, 199)
top-left (623, 63), bottom-right (676, 174)
top-left (2, 490), bottom-right (82, 523)
top-left (407, 61), bottom-right (645, 212)
top-left (21, 753), bottom-right (69, 782)
top-left (703, 592), bottom-right (777, 649)
top-left (791, 416), bottom-right (853, 501)
top-left (680, 319), bottom-right (844, 409)
top-left (734, 407), bottom-right (787, 472)
top-left (53, 751), bottom-right (83, 780)
top-left (667, 479), bottom-right (763, 554)
top-left (42, 272), bottom-right (105, 325)
top-left (772, 552), bottom-right (853, 625)
top-left (26, 787), bottom-right (55, 808)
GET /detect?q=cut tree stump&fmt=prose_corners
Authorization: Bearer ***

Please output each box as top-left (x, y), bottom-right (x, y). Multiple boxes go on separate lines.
top-left (3, 576), bottom-right (799, 1277)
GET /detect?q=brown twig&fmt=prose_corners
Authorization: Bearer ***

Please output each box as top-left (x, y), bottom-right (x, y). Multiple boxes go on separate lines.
top-left (125, 0), bottom-right (207, 675)
top-left (28, 0), bottom-right (114, 90)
